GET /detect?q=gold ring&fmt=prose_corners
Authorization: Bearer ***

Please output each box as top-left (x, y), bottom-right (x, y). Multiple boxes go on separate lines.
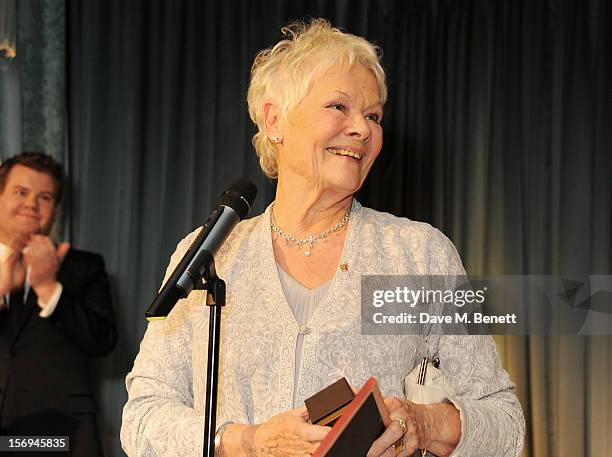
top-left (392, 440), bottom-right (406, 454)
top-left (393, 416), bottom-right (407, 433)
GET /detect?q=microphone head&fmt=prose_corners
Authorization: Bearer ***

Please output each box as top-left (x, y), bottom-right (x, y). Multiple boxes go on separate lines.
top-left (218, 178), bottom-right (258, 219)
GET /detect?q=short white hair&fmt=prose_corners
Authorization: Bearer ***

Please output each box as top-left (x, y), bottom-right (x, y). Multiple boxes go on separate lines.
top-left (247, 18), bottom-right (387, 178)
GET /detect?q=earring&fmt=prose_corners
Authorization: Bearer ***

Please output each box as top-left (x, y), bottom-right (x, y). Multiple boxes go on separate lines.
top-left (270, 136), bottom-right (281, 144)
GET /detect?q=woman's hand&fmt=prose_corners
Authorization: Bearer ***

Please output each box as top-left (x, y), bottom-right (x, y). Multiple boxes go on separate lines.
top-left (367, 398), bottom-right (461, 457)
top-left (222, 406), bottom-right (330, 457)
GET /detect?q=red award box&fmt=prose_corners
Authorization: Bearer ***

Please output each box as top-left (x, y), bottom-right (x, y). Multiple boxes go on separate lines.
top-left (313, 377), bottom-right (391, 457)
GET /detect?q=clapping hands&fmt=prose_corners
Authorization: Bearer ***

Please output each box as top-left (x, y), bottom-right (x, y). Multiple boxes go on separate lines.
top-left (0, 235), bottom-right (70, 304)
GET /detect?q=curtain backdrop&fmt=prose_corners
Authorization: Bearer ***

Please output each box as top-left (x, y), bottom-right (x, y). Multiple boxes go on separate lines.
top-left (66, 1), bottom-right (610, 456)
top-left (0, 0), bottom-right (65, 163)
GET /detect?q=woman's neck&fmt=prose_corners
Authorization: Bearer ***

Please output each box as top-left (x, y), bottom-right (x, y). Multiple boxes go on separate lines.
top-left (273, 178), bottom-right (353, 237)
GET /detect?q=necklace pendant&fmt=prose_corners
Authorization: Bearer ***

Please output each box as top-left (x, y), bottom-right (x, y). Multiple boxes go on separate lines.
top-left (305, 240), bottom-right (315, 257)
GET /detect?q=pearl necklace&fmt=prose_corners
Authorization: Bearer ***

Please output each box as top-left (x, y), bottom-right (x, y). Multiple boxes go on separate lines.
top-left (270, 208), bottom-right (350, 257)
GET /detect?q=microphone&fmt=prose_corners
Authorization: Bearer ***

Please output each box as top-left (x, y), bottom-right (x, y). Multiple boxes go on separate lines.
top-left (145, 178), bottom-right (257, 320)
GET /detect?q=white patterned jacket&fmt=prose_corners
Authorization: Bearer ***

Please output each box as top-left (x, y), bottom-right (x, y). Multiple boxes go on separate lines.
top-left (121, 200), bottom-right (525, 456)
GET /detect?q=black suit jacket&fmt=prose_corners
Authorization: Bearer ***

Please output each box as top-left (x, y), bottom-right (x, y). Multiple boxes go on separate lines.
top-left (0, 249), bottom-right (117, 456)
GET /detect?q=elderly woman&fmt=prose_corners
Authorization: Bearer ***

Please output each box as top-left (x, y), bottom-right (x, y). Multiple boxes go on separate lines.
top-left (121, 19), bottom-right (524, 457)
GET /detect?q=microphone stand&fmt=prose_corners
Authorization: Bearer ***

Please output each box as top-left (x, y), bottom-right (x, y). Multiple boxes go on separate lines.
top-left (193, 252), bottom-right (226, 457)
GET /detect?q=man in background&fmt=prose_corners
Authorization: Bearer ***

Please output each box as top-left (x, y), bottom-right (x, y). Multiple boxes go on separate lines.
top-left (0, 152), bottom-right (117, 456)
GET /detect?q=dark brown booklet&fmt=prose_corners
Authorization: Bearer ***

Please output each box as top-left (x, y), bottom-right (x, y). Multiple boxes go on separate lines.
top-left (312, 377), bottom-right (391, 457)
top-left (305, 377), bottom-right (355, 426)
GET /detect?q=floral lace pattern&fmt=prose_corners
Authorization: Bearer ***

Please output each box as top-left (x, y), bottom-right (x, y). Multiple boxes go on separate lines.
top-left (121, 201), bottom-right (525, 456)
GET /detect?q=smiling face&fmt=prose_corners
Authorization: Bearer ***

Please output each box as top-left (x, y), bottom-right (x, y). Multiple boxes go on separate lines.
top-left (275, 64), bottom-right (384, 197)
top-left (0, 165), bottom-right (58, 244)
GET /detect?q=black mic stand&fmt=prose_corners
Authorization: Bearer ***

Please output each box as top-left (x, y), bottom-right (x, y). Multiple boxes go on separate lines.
top-left (192, 252), bottom-right (226, 457)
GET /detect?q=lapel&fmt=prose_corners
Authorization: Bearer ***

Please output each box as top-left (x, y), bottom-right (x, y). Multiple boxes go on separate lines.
top-left (0, 306), bottom-right (9, 349)
top-left (11, 288), bottom-right (37, 345)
